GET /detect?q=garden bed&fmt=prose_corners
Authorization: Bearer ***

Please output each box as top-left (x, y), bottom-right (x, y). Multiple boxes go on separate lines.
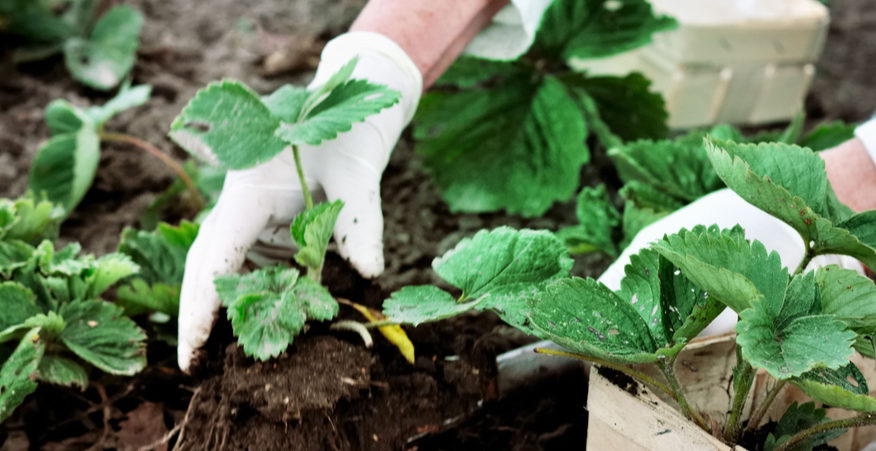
top-left (1, 0), bottom-right (875, 449)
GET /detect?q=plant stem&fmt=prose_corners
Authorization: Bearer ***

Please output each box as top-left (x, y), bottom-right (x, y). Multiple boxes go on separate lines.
top-left (793, 240), bottom-right (814, 275)
top-left (723, 347), bottom-right (755, 442)
top-left (746, 379), bottom-right (788, 432)
top-left (291, 145), bottom-right (313, 210)
top-left (774, 412), bottom-right (876, 451)
top-left (658, 357), bottom-right (710, 432)
top-left (99, 132), bottom-right (203, 209)
top-left (533, 347), bottom-right (675, 400)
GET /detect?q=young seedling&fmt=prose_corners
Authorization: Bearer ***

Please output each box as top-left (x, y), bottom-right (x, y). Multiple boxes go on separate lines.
top-left (28, 82), bottom-right (202, 216)
top-left (0, 195), bottom-right (147, 422)
top-left (169, 57), bottom-right (402, 361)
top-left (413, 0), bottom-right (677, 216)
top-left (381, 137), bottom-right (876, 450)
top-left (1, 1), bottom-right (143, 90)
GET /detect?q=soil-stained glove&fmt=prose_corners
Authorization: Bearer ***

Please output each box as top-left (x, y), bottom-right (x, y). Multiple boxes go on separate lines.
top-left (177, 32), bottom-right (422, 372)
top-left (597, 188), bottom-right (865, 337)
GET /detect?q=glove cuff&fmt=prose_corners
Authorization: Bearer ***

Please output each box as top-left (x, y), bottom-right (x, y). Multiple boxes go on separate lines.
top-left (855, 117), bottom-right (876, 167)
top-left (310, 31), bottom-right (423, 125)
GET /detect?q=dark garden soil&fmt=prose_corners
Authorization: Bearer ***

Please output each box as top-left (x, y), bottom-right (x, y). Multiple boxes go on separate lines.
top-left (1, 0), bottom-right (875, 449)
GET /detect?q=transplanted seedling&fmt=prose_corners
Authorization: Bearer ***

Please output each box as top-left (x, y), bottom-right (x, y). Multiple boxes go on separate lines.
top-left (381, 137), bottom-right (876, 450)
top-left (170, 57), bottom-right (402, 360)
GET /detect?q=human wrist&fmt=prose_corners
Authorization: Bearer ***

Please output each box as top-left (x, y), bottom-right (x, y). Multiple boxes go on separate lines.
top-left (821, 133), bottom-right (876, 212)
top-left (310, 31), bottom-right (423, 124)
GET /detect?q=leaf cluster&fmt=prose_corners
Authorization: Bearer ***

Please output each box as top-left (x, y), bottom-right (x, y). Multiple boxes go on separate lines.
top-left (169, 57), bottom-right (400, 170)
top-left (609, 116), bottom-right (856, 245)
top-left (413, 0), bottom-right (677, 216)
top-left (1, 0), bottom-right (142, 90)
top-left (0, 205), bottom-right (147, 422)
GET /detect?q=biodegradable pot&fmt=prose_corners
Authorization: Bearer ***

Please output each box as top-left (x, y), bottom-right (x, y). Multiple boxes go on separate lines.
top-left (585, 334), bottom-right (876, 451)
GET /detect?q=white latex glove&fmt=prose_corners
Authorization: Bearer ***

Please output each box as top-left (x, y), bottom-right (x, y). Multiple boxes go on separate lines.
top-left (177, 32), bottom-right (422, 372)
top-left (597, 188), bottom-right (866, 337)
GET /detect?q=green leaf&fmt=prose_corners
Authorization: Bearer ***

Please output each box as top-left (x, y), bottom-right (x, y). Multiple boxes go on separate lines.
top-left (434, 56), bottom-right (528, 88)
top-left (415, 75), bottom-right (588, 216)
top-left (793, 363), bottom-right (876, 412)
top-left (433, 227), bottom-right (572, 326)
top-left (763, 402), bottom-right (844, 451)
top-left (289, 201), bottom-right (344, 273)
top-left (261, 85), bottom-right (308, 123)
top-left (0, 328), bottom-right (44, 423)
top-left (0, 0), bottom-right (76, 43)
top-left (706, 138), bottom-right (876, 268)
top-left (838, 210), bottom-right (876, 249)
top-left (816, 265), bottom-right (876, 334)
top-left (58, 301), bottom-right (147, 376)
top-left (37, 356), bottom-right (88, 390)
top-left (533, 0), bottom-right (677, 61)
top-left (382, 286), bottom-right (481, 326)
top-left (799, 121), bottom-right (857, 152)
top-left (0, 282), bottom-right (41, 331)
top-left (215, 267), bottom-right (338, 361)
top-left (170, 80), bottom-right (288, 169)
top-left (63, 6), bottom-right (143, 90)
top-left (615, 249), bottom-right (668, 346)
top-left (609, 131), bottom-right (722, 202)
top-left (653, 225), bottom-right (788, 313)
top-left (556, 184), bottom-right (620, 256)
top-left (0, 194), bottom-right (61, 244)
top-left (275, 79), bottom-right (400, 146)
top-left (299, 56), bottom-right (359, 115)
top-left (28, 102), bottom-right (100, 213)
top-left (116, 279), bottom-right (179, 317)
top-left (85, 253), bottom-right (139, 299)
top-left (736, 273), bottom-right (855, 380)
top-left (527, 277), bottom-right (659, 364)
top-left (86, 82), bottom-right (152, 126)
top-left (118, 221), bottom-right (197, 286)
top-left (566, 73), bottom-right (669, 142)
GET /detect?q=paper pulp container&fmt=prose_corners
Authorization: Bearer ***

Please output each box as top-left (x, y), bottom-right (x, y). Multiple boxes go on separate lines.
top-left (570, 0), bottom-right (828, 128)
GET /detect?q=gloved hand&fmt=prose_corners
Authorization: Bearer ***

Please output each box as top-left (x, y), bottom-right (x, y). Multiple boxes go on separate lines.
top-left (177, 32), bottom-right (422, 372)
top-left (597, 188), bottom-right (865, 336)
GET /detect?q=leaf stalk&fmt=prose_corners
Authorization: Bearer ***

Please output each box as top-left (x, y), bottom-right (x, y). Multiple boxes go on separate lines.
top-left (746, 379), bottom-right (788, 432)
top-left (99, 132), bottom-right (204, 209)
top-left (774, 412), bottom-right (876, 451)
top-left (291, 145), bottom-right (313, 210)
top-left (658, 357), bottom-right (710, 431)
top-left (723, 348), bottom-right (754, 442)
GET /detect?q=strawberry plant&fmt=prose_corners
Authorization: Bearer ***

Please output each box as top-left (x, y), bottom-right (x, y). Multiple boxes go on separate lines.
top-left (0, 195), bottom-right (147, 422)
top-left (558, 117), bottom-right (858, 257)
top-left (413, 0), bottom-right (677, 216)
top-left (0, 0), bottom-right (142, 90)
top-left (381, 136), bottom-right (876, 449)
top-left (28, 82), bottom-right (202, 216)
top-left (169, 57), bottom-right (401, 360)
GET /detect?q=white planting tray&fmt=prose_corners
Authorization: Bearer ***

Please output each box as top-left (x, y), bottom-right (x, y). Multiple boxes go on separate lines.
top-left (571, 0), bottom-right (828, 128)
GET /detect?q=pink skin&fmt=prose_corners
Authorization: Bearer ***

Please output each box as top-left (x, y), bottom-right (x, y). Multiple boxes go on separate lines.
top-left (821, 137), bottom-right (876, 213)
top-left (350, 0), bottom-right (510, 88)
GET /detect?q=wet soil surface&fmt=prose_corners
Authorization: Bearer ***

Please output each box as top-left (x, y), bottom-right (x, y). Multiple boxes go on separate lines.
top-left (1, 0), bottom-right (874, 449)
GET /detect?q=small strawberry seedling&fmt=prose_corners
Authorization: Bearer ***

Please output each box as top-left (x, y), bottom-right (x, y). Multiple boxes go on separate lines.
top-left (381, 137), bottom-right (876, 450)
top-left (170, 57), bottom-right (401, 360)
top-left (0, 194), bottom-right (147, 422)
top-left (28, 82), bottom-right (202, 216)
top-left (0, 1), bottom-right (142, 90)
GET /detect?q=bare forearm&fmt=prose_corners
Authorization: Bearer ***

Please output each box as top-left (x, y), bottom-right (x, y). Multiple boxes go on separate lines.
top-left (821, 138), bottom-right (876, 212)
top-left (350, 0), bottom-right (509, 88)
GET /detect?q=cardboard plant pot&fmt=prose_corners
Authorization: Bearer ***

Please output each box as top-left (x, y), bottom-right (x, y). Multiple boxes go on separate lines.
top-left (586, 334), bottom-right (876, 451)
